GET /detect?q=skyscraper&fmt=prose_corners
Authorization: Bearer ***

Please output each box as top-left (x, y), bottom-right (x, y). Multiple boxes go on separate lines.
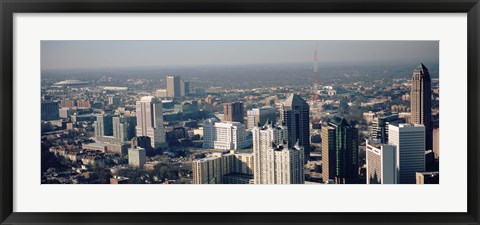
top-left (410, 63), bottom-right (432, 151)
top-left (246, 107), bottom-right (276, 129)
top-left (135, 96), bottom-right (167, 149)
top-left (112, 116), bottom-right (129, 142)
top-left (366, 139), bottom-right (397, 184)
top-left (224, 102), bottom-right (244, 123)
top-left (180, 80), bottom-right (190, 96)
top-left (166, 75), bottom-right (181, 98)
top-left (126, 116), bottom-right (137, 140)
top-left (388, 123), bottom-right (426, 184)
top-left (321, 125), bottom-right (336, 184)
top-left (371, 114), bottom-right (405, 143)
top-left (433, 128), bottom-right (439, 159)
top-left (94, 115), bottom-right (131, 144)
top-left (93, 114), bottom-right (113, 138)
top-left (252, 123), bottom-right (305, 184)
top-left (321, 116), bottom-right (358, 184)
top-left (281, 94), bottom-right (310, 162)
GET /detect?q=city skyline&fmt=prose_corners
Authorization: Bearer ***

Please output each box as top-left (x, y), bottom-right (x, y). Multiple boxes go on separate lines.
top-left (41, 41), bottom-right (439, 185)
top-left (41, 40), bottom-right (439, 70)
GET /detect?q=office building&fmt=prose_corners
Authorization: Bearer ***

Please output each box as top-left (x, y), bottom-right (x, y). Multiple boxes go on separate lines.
top-left (166, 75), bottom-right (181, 98)
top-left (388, 123), bottom-right (426, 184)
top-left (224, 102), bottom-right (244, 123)
top-left (363, 111), bottom-right (376, 124)
top-left (252, 123), bottom-right (305, 184)
top-left (410, 63), bottom-right (433, 151)
top-left (60, 99), bottom-right (76, 108)
top-left (321, 125), bottom-right (336, 184)
top-left (203, 118), bottom-right (248, 150)
top-left (246, 107), bottom-right (276, 129)
top-left (41, 100), bottom-right (59, 121)
top-left (131, 136), bottom-right (152, 152)
top-left (59, 107), bottom-right (76, 119)
top-left (433, 128), bottom-right (439, 159)
top-left (107, 95), bottom-right (121, 106)
top-left (174, 100), bottom-right (198, 116)
top-left (135, 96), bottom-right (167, 149)
top-left (77, 100), bottom-right (91, 109)
top-left (321, 116), bottom-right (358, 184)
top-left (180, 80), bottom-right (190, 96)
top-left (112, 116), bottom-right (129, 142)
top-left (95, 115), bottom-right (131, 145)
top-left (281, 94), bottom-right (310, 161)
top-left (107, 142), bottom-right (130, 156)
top-left (416, 171), bottom-right (439, 184)
top-left (366, 139), bottom-right (397, 184)
top-left (128, 146), bottom-right (146, 168)
top-left (371, 114), bottom-right (405, 143)
top-left (93, 114), bottom-right (113, 138)
top-left (126, 116), bottom-right (137, 140)
top-left (156, 89), bottom-right (168, 98)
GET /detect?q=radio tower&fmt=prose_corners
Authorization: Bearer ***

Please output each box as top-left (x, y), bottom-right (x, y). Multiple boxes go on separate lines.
top-left (312, 47), bottom-right (320, 86)
top-left (311, 46), bottom-right (320, 102)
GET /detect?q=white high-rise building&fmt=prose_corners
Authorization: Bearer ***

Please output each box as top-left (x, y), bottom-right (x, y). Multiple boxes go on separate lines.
top-left (128, 146), bottom-right (146, 168)
top-left (253, 123), bottom-right (304, 184)
top-left (366, 139), bottom-right (397, 184)
top-left (166, 75), bottom-right (181, 98)
top-left (203, 119), bottom-right (248, 150)
top-left (388, 123), bottom-right (425, 184)
top-left (135, 96), bottom-right (167, 149)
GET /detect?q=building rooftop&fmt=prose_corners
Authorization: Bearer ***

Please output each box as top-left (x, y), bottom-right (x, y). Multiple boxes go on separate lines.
top-left (54, 80), bottom-right (88, 86)
top-left (283, 93), bottom-right (307, 107)
top-left (83, 142), bottom-right (108, 148)
top-left (397, 123), bottom-right (425, 128)
top-left (194, 156), bottom-right (220, 162)
top-left (139, 96), bottom-right (156, 102)
top-left (329, 115), bottom-right (349, 127)
top-left (417, 171), bottom-right (439, 175)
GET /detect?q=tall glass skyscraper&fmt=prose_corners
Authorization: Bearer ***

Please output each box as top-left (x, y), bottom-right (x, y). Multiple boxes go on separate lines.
top-left (388, 123), bottom-right (426, 184)
top-left (280, 94), bottom-right (310, 162)
top-left (321, 116), bottom-right (358, 184)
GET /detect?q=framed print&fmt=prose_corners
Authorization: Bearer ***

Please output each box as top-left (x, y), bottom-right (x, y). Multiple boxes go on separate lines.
top-left (1, 0), bottom-right (479, 224)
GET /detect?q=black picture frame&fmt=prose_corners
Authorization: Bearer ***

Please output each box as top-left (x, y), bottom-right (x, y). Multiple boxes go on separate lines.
top-left (1, 0), bottom-right (479, 224)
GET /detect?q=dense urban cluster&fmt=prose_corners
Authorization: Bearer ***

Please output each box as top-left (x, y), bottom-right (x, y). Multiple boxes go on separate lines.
top-left (41, 62), bottom-right (439, 185)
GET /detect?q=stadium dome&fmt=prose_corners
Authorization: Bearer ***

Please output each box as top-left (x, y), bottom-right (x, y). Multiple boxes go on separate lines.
top-left (54, 80), bottom-right (89, 86)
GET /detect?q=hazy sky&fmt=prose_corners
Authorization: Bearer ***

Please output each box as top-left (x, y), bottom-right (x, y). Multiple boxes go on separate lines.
top-left (41, 41), bottom-right (439, 70)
